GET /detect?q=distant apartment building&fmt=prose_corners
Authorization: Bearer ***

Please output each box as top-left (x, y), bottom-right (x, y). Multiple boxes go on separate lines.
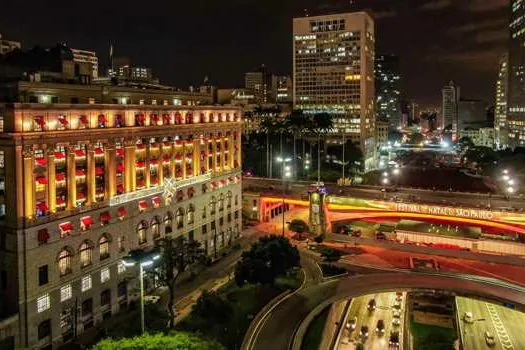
top-left (108, 57), bottom-right (157, 84)
top-left (0, 33), bottom-right (21, 55)
top-left (458, 99), bottom-right (488, 131)
top-left (495, 54), bottom-right (509, 149)
top-left (293, 11), bottom-right (376, 169)
top-left (71, 49), bottom-right (99, 78)
top-left (460, 127), bottom-right (495, 149)
top-left (271, 75), bottom-right (293, 104)
top-left (375, 54), bottom-right (401, 130)
top-left (245, 65), bottom-right (272, 104)
top-left (442, 81), bottom-right (460, 139)
top-left (375, 119), bottom-right (389, 150)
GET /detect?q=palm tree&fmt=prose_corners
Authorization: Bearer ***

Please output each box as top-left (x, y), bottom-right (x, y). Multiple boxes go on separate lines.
top-left (286, 109), bottom-right (310, 178)
top-left (309, 113), bottom-right (334, 183)
top-left (259, 105), bottom-right (284, 178)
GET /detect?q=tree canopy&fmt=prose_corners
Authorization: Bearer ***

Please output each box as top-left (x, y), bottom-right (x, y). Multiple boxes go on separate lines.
top-left (235, 235), bottom-right (300, 286)
top-left (92, 331), bottom-right (224, 350)
top-left (288, 219), bottom-right (309, 235)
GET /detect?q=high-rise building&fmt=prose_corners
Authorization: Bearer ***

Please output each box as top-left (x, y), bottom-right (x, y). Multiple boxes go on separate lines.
top-left (0, 33), bottom-right (20, 55)
top-left (293, 11), bottom-right (376, 169)
top-left (495, 54), bottom-right (509, 149)
top-left (375, 54), bottom-right (401, 130)
top-left (442, 81), bottom-right (460, 139)
top-left (458, 99), bottom-right (489, 130)
top-left (271, 75), bottom-right (293, 104)
top-left (108, 57), bottom-right (157, 84)
top-left (71, 49), bottom-right (99, 78)
top-left (0, 84), bottom-right (242, 349)
top-left (507, 0), bottom-right (525, 147)
top-left (245, 65), bottom-right (272, 104)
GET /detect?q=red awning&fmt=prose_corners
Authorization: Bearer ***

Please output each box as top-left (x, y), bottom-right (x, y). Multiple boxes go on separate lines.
top-left (116, 163), bottom-right (124, 173)
top-left (37, 202), bottom-right (48, 211)
top-left (79, 115), bottom-right (88, 124)
top-left (200, 151), bottom-right (206, 156)
top-left (163, 141), bottom-right (171, 147)
top-left (175, 154), bottom-right (182, 160)
top-left (77, 192), bottom-right (86, 199)
top-left (152, 197), bottom-right (161, 205)
top-left (75, 149), bottom-right (85, 157)
top-left (60, 222), bottom-right (73, 232)
top-left (56, 197), bottom-right (66, 206)
top-left (229, 177), bottom-right (234, 182)
top-left (138, 200), bottom-right (148, 209)
top-left (150, 143), bottom-right (159, 149)
top-left (150, 159), bottom-right (158, 165)
top-left (151, 114), bottom-right (159, 121)
top-left (81, 216), bottom-right (94, 226)
top-left (118, 206), bottom-right (127, 217)
top-left (55, 151), bottom-right (65, 159)
top-left (35, 116), bottom-right (45, 125)
top-left (221, 179), bottom-right (228, 185)
top-left (163, 155), bottom-right (170, 162)
top-left (56, 173), bottom-right (65, 181)
top-left (116, 148), bottom-right (124, 157)
top-left (175, 139), bottom-right (183, 145)
top-left (58, 116), bottom-right (69, 125)
top-left (37, 177), bottom-right (48, 185)
top-left (136, 114), bottom-right (145, 121)
top-left (137, 179), bottom-right (144, 187)
top-left (95, 147), bottom-right (104, 155)
top-left (100, 211), bottom-right (111, 222)
top-left (98, 114), bottom-right (106, 123)
top-left (115, 114), bottom-right (123, 121)
top-left (151, 178), bottom-right (158, 185)
top-left (176, 171), bottom-right (182, 177)
top-left (136, 161), bottom-right (145, 168)
top-left (36, 158), bottom-right (47, 166)
top-left (117, 184), bottom-right (124, 193)
top-left (76, 169), bottom-right (85, 177)
top-left (37, 228), bottom-right (50, 242)
top-left (137, 143), bottom-right (146, 150)
top-left (95, 167), bottom-right (104, 176)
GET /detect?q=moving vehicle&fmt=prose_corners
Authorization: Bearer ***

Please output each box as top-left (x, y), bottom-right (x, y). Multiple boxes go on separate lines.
top-left (463, 311), bottom-right (474, 323)
top-left (395, 292), bottom-right (403, 301)
top-left (346, 316), bottom-right (357, 331)
top-left (392, 309), bottom-right (401, 318)
top-left (376, 319), bottom-right (385, 334)
top-left (392, 317), bottom-right (400, 326)
top-left (360, 325), bottom-right (369, 339)
top-left (368, 299), bottom-right (376, 312)
top-left (389, 331), bottom-right (400, 349)
top-left (485, 331), bottom-right (496, 347)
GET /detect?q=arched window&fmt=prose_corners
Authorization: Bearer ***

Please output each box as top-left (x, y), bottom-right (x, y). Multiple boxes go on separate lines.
top-left (210, 196), bottom-right (217, 215)
top-left (58, 247), bottom-right (73, 276)
top-left (151, 216), bottom-right (160, 239)
top-left (99, 234), bottom-right (111, 260)
top-left (187, 205), bottom-right (195, 225)
top-left (176, 208), bottom-right (184, 229)
top-left (218, 193), bottom-right (224, 212)
top-left (164, 212), bottom-right (173, 234)
top-left (234, 194), bottom-right (239, 206)
top-left (137, 221), bottom-right (148, 245)
top-left (79, 241), bottom-right (93, 268)
top-left (226, 191), bottom-right (232, 209)
top-left (202, 205), bottom-right (207, 219)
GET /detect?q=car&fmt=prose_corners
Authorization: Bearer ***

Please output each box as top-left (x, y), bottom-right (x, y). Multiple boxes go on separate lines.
top-left (392, 309), bottom-right (401, 318)
top-left (395, 292), bottom-right (403, 301)
top-left (143, 295), bottom-right (161, 305)
top-left (360, 325), bottom-right (369, 339)
top-left (368, 299), bottom-right (376, 311)
top-left (485, 331), bottom-right (496, 346)
top-left (389, 331), bottom-right (400, 349)
top-left (376, 319), bottom-right (385, 334)
top-left (392, 317), bottom-right (401, 326)
top-left (463, 311), bottom-right (474, 323)
top-left (393, 300), bottom-right (401, 309)
top-left (346, 316), bottom-right (357, 331)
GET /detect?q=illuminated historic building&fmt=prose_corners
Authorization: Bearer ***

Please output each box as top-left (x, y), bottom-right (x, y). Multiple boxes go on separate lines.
top-left (293, 12), bottom-right (376, 169)
top-left (0, 102), bottom-right (242, 349)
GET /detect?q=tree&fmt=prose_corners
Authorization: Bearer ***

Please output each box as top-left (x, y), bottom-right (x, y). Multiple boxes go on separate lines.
top-left (151, 236), bottom-right (205, 327)
top-left (409, 133), bottom-right (425, 145)
top-left (235, 235), bottom-right (300, 286)
top-left (388, 131), bottom-right (403, 144)
top-left (310, 113), bottom-right (334, 183)
top-left (320, 247), bottom-right (343, 262)
top-left (288, 219), bottom-right (309, 235)
top-left (458, 136), bottom-right (474, 152)
top-left (286, 109), bottom-right (311, 178)
top-left (464, 146), bottom-right (499, 169)
top-left (93, 331), bottom-right (224, 350)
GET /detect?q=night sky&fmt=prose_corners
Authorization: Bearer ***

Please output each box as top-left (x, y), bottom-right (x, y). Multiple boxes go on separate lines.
top-left (0, 0), bottom-right (509, 107)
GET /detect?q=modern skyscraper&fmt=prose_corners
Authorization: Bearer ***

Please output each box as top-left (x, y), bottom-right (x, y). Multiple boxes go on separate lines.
top-left (271, 75), bottom-right (293, 104)
top-left (245, 65), bottom-right (272, 104)
top-left (293, 11), bottom-right (376, 169)
top-left (442, 81), bottom-right (460, 139)
top-left (375, 54), bottom-right (401, 130)
top-left (495, 54), bottom-right (509, 149)
top-left (507, 0), bottom-right (525, 147)
top-left (71, 49), bottom-right (99, 78)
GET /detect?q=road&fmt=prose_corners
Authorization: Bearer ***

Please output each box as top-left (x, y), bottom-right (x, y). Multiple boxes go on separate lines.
top-left (337, 292), bottom-right (405, 350)
top-left (247, 272), bottom-right (525, 350)
top-left (456, 296), bottom-right (525, 350)
top-left (243, 177), bottom-right (525, 210)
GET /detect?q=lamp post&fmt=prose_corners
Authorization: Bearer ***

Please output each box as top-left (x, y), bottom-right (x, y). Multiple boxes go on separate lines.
top-left (277, 156), bottom-right (292, 236)
top-left (122, 249), bottom-right (161, 334)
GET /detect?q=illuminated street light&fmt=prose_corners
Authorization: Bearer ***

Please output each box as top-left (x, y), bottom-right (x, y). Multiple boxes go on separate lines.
top-left (276, 157), bottom-right (284, 163)
top-left (392, 168), bottom-right (400, 175)
top-left (503, 169), bottom-right (509, 175)
top-left (502, 175), bottom-right (510, 181)
top-left (507, 186), bottom-right (515, 194)
top-left (382, 178), bottom-right (389, 185)
top-left (508, 179), bottom-right (515, 185)
top-left (383, 172), bottom-right (388, 177)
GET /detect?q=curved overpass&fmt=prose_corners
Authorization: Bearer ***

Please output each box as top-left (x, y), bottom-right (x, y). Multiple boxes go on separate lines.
top-left (246, 272), bottom-right (525, 350)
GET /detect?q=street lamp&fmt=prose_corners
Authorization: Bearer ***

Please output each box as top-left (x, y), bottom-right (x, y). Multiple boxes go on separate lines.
top-left (382, 178), bottom-right (389, 185)
top-left (277, 156), bottom-right (292, 236)
top-left (122, 249), bottom-right (161, 334)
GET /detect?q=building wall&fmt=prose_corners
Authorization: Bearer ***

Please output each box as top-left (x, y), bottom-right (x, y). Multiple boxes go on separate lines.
top-left (442, 81), bottom-right (460, 138)
top-left (293, 12), bottom-right (376, 169)
top-left (375, 54), bottom-right (401, 130)
top-left (0, 103), bottom-right (242, 349)
top-left (495, 54), bottom-right (509, 149)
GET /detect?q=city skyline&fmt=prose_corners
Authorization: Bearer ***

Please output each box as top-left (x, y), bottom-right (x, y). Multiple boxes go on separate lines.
top-left (0, 0), bottom-right (508, 106)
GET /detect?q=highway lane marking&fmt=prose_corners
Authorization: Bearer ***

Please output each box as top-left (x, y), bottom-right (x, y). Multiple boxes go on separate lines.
top-left (485, 303), bottom-right (514, 349)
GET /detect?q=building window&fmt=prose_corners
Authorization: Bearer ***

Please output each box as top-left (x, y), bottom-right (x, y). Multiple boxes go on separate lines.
top-left (151, 217), bottom-right (160, 239)
top-left (235, 210), bottom-right (239, 219)
top-left (227, 213), bottom-right (232, 223)
top-left (118, 236), bottom-right (125, 252)
top-left (79, 241), bottom-right (93, 267)
top-left (176, 208), bottom-right (184, 229)
top-left (58, 248), bottom-right (72, 276)
top-left (81, 275), bottom-right (92, 292)
top-left (101, 267), bottom-right (110, 283)
top-left (38, 265), bottom-right (48, 286)
top-left (218, 194), bottom-right (224, 212)
top-left (227, 191), bottom-right (232, 208)
top-left (38, 319), bottom-right (51, 340)
top-left (0, 116), bottom-right (4, 132)
top-left (99, 235), bottom-right (110, 260)
top-left (202, 206), bottom-right (207, 219)
top-left (0, 151), bottom-right (4, 168)
top-left (187, 205), bottom-right (195, 225)
top-left (137, 221), bottom-right (148, 245)
top-left (101, 289), bottom-right (111, 306)
top-left (60, 284), bottom-right (72, 302)
top-left (209, 196), bottom-right (216, 215)
top-left (118, 281), bottom-right (127, 297)
top-left (235, 195), bottom-right (239, 206)
top-left (82, 298), bottom-right (93, 316)
top-left (37, 294), bottom-right (50, 313)
top-left (202, 224), bottom-right (207, 234)
top-left (118, 261), bottom-right (126, 274)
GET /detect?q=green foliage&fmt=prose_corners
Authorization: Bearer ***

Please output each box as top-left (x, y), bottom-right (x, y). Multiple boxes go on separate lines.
top-left (314, 234), bottom-right (324, 244)
top-left (388, 131), bottom-right (403, 143)
top-left (235, 235), bottom-right (300, 286)
top-left (458, 136), bottom-right (474, 152)
top-left (92, 331), bottom-right (224, 350)
top-left (320, 247), bottom-right (343, 262)
top-left (464, 146), bottom-right (499, 169)
top-left (103, 304), bottom-right (169, 339)
top-left (409, 133), bottom-right (425, 145)
top-left (319, 263), bottom-right (347, 277)
top-left (288, 219), bottom-right (309, 234)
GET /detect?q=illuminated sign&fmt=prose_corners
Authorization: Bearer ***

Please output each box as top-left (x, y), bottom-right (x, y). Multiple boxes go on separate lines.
top-left (394, 203), bottom-right (495, 221)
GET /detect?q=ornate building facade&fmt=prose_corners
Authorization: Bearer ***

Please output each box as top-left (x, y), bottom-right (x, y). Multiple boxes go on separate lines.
top-left (0, 102), bottom-right (242, 349)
